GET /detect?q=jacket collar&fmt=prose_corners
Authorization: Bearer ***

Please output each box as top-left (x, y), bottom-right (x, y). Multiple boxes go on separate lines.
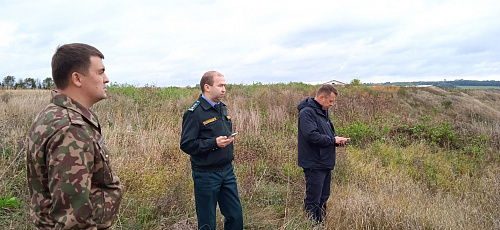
top-left (310, 98), bottom-right (328, 117)
top-left (51, 90), bottom-right (100, 129)
top-left (198, 94), bottom-right (225, 111)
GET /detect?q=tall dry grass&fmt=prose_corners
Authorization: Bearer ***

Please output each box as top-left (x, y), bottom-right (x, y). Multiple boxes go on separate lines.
top-left (1, 84), bottom-right (499, 229)
top-left (0, 90), bottom-right (50, 229)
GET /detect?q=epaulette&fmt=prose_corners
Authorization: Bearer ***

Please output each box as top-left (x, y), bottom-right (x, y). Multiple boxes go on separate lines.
top-left (187, 101), bottom-right (200, 111)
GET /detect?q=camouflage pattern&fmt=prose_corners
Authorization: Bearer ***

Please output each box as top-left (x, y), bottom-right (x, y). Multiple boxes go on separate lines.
top-left (26, 91), bottom-right (122, 229)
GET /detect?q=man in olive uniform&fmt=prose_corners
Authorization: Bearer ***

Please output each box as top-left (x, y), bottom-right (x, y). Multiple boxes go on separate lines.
top-left (26, 43), bottom-right (122, 229)
top-left (180, 71), bottom-right (243, 230)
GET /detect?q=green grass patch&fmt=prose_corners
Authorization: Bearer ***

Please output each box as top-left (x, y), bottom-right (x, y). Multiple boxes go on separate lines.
top-left (0, 196), bottom-right (20, 210)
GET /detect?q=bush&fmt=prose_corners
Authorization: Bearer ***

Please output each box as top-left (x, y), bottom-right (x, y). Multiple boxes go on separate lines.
top-left (336, 120), bottom-right (389, 146)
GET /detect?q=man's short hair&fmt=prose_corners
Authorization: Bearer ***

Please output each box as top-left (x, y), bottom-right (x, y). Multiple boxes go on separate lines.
top-left (316, 84), bottom-right (338, 97)
top-left (51, 43), bottom-right (104, 89)
top-left (200, 71), bottom-right (222, 92)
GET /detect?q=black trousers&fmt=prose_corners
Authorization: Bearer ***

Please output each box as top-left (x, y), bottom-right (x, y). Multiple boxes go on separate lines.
top-left (303, 168), bottom-right (332, 222)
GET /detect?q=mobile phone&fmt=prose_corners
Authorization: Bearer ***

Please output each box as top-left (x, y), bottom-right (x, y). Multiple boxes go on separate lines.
top-left (230, 132), bottom-right (238, 137)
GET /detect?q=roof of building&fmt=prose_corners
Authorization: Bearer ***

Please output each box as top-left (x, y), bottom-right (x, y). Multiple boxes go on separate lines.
top-left (324, 80), bottom-right (347, 85)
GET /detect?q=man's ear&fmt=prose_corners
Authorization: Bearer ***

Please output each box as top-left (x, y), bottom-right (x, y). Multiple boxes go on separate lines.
top-left (204, 84), bottom-right (210, 92)
top-left (70, 72), bottom-right (83, 88)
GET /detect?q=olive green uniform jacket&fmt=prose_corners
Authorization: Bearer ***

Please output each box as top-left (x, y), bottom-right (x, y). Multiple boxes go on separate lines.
top-left (180, 95), bottom-right (234, 171)
top-left (26, 91), bottom-right (122, 229)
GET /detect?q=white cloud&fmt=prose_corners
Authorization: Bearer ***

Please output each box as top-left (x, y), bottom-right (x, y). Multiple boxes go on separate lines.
top-left (0, 0), bottom-right (499, 86)
top-left (0, 21), bottom-right (18, 49)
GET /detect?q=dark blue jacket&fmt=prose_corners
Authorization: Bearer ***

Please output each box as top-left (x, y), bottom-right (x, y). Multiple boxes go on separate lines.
top-left (297, 98), bottom-right (337, 169)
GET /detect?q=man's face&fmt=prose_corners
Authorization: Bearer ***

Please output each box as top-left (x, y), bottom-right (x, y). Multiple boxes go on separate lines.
top-left (80, 56), bottom-right (109, 104)
top-left (205, 74), bottom-right (226, 103)
top-left (319, 92), bottom-right (336, 110)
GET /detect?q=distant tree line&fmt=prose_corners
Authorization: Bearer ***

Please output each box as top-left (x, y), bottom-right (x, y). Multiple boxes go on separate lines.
top-left (1, 75), bottom-right (54, 89)
top-left (366, 79), bottom-right (500, 88)
top-left (448, 80), bottom-right (500, 87)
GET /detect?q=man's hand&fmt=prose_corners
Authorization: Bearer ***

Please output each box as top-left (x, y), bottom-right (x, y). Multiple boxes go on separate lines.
top-left (335, 136), bottom-right (350, 147)
top-left (216, 136), bottom-right (234, 148)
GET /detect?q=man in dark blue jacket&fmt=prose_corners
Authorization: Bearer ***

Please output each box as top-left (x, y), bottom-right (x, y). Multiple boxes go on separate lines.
top-left (180, 71), bottom-right (243, 230)
top-left (297, 84), bottom-right (349, 223)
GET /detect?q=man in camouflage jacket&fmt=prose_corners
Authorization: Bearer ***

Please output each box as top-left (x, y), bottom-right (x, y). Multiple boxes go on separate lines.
top-left (26, 43), bottom-right (122, 229)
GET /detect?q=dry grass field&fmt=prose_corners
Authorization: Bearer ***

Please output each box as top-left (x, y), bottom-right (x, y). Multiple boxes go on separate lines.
top-left (1, 83), bottom-right (499, 229)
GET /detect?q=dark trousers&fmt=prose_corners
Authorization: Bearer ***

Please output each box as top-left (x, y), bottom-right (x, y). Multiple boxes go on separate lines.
top-left (192, 164), bottom-right (243, 230)
top-left (303, 168), bottom-right (332, 222)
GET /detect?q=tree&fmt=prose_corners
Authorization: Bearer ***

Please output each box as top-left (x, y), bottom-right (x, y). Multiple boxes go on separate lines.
top-left (14, 78), bottom-right (24, 89)
top-left (35, 78), bottom-right (42, 89)
top-left (42, 77), bottom-right (54, 89)
top-left (3, 75), bottom-right (15, 88)
top-left (24, 78), bottom-right (36, 89)
top-left (350, 78), bottom-right (362, 86)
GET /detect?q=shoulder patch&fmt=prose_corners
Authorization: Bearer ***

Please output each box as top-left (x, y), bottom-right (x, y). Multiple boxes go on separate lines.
top-left (188, 101), bottom-right (200, 111)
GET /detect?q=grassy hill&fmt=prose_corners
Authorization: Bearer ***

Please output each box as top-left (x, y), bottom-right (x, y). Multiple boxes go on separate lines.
top-left (1, 83), bottom-right (499, 229)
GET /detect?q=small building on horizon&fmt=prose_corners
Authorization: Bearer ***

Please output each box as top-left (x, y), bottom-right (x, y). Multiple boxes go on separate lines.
top-left (324, 80), bottom-right (347, 85)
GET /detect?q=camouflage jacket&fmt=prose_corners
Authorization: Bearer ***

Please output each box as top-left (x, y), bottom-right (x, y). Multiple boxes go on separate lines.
top-left (26, 91), bottom-right (122, 229)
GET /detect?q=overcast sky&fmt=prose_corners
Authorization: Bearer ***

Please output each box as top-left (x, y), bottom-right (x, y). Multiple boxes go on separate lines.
top-left (1, 0), bottom-right (499, 86)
